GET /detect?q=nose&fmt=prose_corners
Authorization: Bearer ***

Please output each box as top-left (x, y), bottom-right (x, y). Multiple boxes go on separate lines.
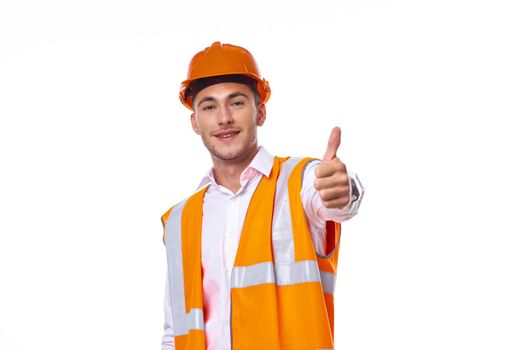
top-left (217, 105), bottom-right (234, 126)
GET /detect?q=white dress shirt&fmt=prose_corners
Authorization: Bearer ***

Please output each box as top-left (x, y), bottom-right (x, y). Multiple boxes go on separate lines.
top-left (162, 146), bottom-right (364, 350)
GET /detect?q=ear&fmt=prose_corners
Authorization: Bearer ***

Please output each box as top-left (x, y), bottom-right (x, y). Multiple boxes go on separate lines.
top-left (190, 113), bottom-right (201, 135)
top-left (256, 103), bottom-right (267, 126)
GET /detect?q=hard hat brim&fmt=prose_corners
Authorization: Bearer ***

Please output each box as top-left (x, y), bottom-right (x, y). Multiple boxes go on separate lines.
top-left (179, 72), bottom-right (270, 111)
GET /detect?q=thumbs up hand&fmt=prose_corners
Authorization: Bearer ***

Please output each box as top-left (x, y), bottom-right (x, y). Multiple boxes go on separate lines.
top-left (314, 127), bottom-right (352, 209)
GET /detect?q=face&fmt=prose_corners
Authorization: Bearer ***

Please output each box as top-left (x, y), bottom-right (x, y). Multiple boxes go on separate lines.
top-left (190, 82), bottom-right (266, 165)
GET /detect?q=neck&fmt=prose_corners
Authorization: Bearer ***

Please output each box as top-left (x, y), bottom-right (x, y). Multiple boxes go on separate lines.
top-left (211, 146), bottom-right (259, 193)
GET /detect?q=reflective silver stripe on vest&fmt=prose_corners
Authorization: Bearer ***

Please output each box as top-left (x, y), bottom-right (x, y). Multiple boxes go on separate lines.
top-left (231, 262), bottom-right (275, 288)
top-left (275, 260), bottom-right (320, 286)
top-left (272, 157), bottom-right (302, 265)
top-left (173, 308), bottom-right (205, 336)
top-left (165, 199), bottom-right (192, 335)
top-left (231, 260), bottom-right (336, 294)
top-left (232, 260), bottom-right (320, 288)
top-left (319, 270), bottom-right (336, 295)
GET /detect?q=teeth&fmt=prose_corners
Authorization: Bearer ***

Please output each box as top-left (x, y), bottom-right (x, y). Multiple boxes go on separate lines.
top-left (219, 133), bottom-right (235, 138)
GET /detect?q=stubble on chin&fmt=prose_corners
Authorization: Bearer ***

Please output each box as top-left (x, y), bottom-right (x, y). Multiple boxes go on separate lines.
top-left (201, 132), bottom-right (257, 163)
top-left (201, 136), bottom-right (241, 161)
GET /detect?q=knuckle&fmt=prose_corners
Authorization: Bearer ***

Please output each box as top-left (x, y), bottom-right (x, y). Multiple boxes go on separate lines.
top-left (333, 160), bottom-right (344, 169)
top-left (316, 179), bottom-right (327, 189)
top-left (339, 173), bottom-right (349, 184)
top-left (340, 186), bottom-right (350, 195)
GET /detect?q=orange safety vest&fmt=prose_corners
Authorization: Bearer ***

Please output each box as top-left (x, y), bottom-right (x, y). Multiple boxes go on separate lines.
top-left (162, 156), bottom-right (341, 350)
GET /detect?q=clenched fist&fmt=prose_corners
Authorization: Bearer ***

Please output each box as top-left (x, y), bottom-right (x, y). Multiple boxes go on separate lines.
top-left (314, 127), bottom-right (352, 209)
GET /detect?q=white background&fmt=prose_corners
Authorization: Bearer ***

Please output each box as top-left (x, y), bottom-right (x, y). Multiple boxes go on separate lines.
top-left (1, 0), bottom-right (524, 349)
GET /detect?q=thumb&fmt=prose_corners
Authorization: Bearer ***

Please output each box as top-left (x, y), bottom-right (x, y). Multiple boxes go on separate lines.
top-left (322, 127), bottom-right (341, 162)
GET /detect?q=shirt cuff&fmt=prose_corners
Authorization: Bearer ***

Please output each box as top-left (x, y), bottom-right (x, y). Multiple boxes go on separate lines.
top-left (346, 171), bottom-right (364, 218)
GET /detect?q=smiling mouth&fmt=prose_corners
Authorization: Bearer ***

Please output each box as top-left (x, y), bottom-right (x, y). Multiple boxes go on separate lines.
top-left (214, 130), bottom-right (240, 141)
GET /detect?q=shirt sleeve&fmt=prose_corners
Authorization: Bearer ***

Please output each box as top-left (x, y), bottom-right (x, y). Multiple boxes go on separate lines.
top-left (300, 160), bottom-right (365, 255)
top-left (162, 272), bottom-right (175, 350)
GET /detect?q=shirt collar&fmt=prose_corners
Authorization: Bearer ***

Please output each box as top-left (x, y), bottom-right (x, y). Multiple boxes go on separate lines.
top-left (196, 146), bottom-right (274, 190)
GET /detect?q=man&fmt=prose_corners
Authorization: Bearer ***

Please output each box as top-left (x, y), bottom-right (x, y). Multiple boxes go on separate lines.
top-left (161, 42), bottom-right (364, 350)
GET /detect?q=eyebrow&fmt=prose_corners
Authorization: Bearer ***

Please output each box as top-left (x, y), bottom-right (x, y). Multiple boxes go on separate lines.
top-left (196, 92), bottom-right (250, 108)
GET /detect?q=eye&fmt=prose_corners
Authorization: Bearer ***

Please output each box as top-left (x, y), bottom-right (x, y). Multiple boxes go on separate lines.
top-left (202, 105), bottom-right (215, 111)
top-left (231, 100), bottom-right (244, 107)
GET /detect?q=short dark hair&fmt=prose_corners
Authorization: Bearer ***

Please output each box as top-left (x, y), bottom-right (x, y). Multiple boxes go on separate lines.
top-left (187, 74), bottom-right (261, 108)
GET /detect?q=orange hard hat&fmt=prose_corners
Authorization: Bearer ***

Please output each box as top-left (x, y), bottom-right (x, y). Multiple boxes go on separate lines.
top-left (179, 42), bottom-right (271, 110)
